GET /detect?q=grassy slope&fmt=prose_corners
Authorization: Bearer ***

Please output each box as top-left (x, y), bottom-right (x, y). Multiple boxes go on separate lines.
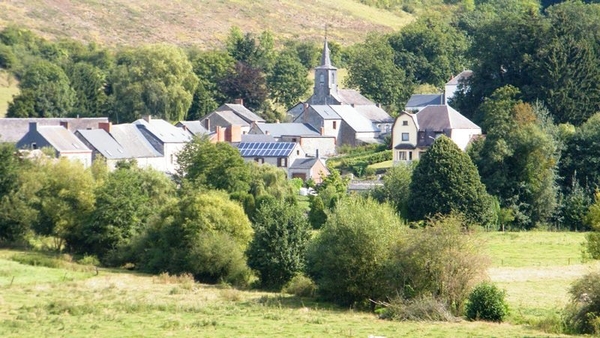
top-left (0, 71), bottom-right (18, 117)
top-left (0, 0), bottom-right (413, 48)
top-left (0, 232), bottom-right (592, 337)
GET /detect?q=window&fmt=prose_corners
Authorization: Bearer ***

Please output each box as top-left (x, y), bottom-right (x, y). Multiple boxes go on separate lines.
top-left (255, 158), bottom-right (264, 164)
top-left (296, 150), bottom-right (300, 156)
top-left (402, 120), bottom-right (408, 126)
top-left (397, 151), bottom-right (406, 161)
top-left (409, 152), bottom-right (413, 161)
top-left (170, 154), bottom-right (174, 164)
top-left (278, 157), bottom-right (287, 167)
top-left (319, 74), bottom-right (325, 83)
top-left (31, 142), bottom-right (38, 150)
top-left (402, 133), bottom-right (409, 141)
top-left (333, 121), bottom-right (337, 130)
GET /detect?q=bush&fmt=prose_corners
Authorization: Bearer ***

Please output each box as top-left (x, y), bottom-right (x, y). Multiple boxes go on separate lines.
top-left (585, 232), bottom-right (600, 259)
top-left (282, 274), bottom-right (317, 298)
top-left (465, 282), bottom-right (508, 322)
top-left (389, 214), bottom-right (490, 315)
top-left (564, 272), bottom-right (600, 334)
top-left (379, 296), bottom-right (457, 322)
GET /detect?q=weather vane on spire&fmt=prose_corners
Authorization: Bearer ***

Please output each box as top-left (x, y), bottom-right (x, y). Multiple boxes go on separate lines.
top-left (324, 24), bottom-right (328, 41)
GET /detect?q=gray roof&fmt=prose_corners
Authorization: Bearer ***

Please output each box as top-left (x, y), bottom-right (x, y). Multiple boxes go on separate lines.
top-left (217, 104), bottom-right (265, 123)
top-left (337, 89), bottom-right (375, 105)
top-left (176, 121), bottom-right (210, 136)
top-left (254, 123), bottom-right (319, 137)
top-left (353, 105), bottom-right (394, 123)
top-left (202, 110), bottom-right (249, 130)
top-left (133, 118), bottom-right (192, 143)
top-left (316, 40), bottom-right (336, 70)
top-left (416, 105), bottom-right (480, 131)
top-left (35, 126), bottom-right (91, 152)
top-left (110, 124), bottom-right (162, 158)
top-left (446, 70), bottom-right (473, 86)
top-left (405, 94), bottom-right (444, 109)
top-left (76, 129), bottom-right (130, 159)
top-left (0, 117), bottom-right (108, 143)
top-left (306, 105), bottom-right (341, 120)
top-left (329, 105), bottom-right (378, 133)
top-left (241, 134), bottom-right (276, 143)
top-left (289, 157), bottom-right (319, 170)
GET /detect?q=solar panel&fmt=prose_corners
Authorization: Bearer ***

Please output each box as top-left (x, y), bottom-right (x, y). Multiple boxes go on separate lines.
top-left (238, 142), bottom-right (296, 158)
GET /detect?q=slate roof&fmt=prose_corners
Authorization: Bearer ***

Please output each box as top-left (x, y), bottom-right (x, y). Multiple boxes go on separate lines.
top-left (289, 157), bottom-right (320, 170)
top-left (315, 39), bottom-right (336, 70)
top-left (35, 126), bottom-right (91, 152)
top-left (110, 124), bottom-right (162, 158)
top-left (307, 105), bottom-right (341, 120)
top-left (133, 118), bottom-right (192, 143)
top-left (76, 129), bottom-right (130, 159)
top-left (207, 110), bottom-right (249, 127)
top-left (405, 94), bottom-right (444, 110)
top-left (329, 105), bottom-right (378, 133)
top-left (337, 89), bottom-right (375, 106)
top-left (238, 142), bottom-right (296, 157)
top-left (353, 105), bottom-right (394, 123)
top-left (176, 121), bottom-right (210, 136)
top-left (446, 70), bottom-right (473, 86)
top-left (416, 105), bottom-right (480, 131)
top-left (0, 117), bottom-right (108, 143)
top-left (254, 123), bottom-right (319, 137)
top-left (241, 134), bottom-right (276, 143)
top-left (217, 104), bottom-right (265, 123)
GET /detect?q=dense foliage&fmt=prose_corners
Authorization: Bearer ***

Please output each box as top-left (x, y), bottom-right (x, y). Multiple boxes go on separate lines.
top-left (465, 282), bottom-right (509, 322)
top-left (409, 136), bottom-right (494, 226)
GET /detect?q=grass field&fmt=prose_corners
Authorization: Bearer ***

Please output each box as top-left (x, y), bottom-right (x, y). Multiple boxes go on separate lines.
top-left (0, 71), bottom-right (18, 117)
top-left (0, 232), bottom-right (594, 337)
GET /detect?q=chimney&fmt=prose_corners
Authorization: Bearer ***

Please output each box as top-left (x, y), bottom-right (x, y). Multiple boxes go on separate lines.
top-left (228, 125), bottom-right (242, 143)
top-left (60, 121), bottom-right (69, 130)
top-left (29, 122), bottom-right (38, 132)
top-left (99, 122), bottom-right (112, 134)
top-left (216, 126), bottom-right (225, 143)
top-left (204, 118), bottom-right (210, 131)
top-left (265, 130), bottom-right (270, 135)
top-left (234, 98), bottom-right (244, 105)
top-left (143, 115), bottom-right (151, 123)
top-left (316, 149), bottom-right (320, 159)
top-left (303, 103), bottom-right (309, 123)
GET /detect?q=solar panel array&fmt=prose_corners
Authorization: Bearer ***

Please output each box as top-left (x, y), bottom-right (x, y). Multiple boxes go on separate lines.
top-left (238, 142), bottom-right (295, 157)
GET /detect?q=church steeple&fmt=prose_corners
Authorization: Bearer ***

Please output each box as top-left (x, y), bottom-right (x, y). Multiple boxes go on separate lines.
top-left (311, 39), bottom-right (339, 105)
top-left (320, 39), bottom-right (332, 68)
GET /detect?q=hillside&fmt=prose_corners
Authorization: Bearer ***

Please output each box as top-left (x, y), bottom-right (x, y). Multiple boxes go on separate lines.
top-left (0, 0), bottom-right (413, 48)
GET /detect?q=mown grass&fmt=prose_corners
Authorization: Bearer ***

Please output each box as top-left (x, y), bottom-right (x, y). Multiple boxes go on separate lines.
top-left (0, 232), bottom-right (592, 337)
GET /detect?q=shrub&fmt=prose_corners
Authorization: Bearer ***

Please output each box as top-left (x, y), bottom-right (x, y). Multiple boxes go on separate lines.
top-left (564, 272), bottom-right (600, 334)
top-left (389, 214), bottom-right (490, 315)
top-left (465, 282), bottom-right (509, 322)
top-left (379, 295), bottom-right (457, 322)
top-left (585, 232), bottom-right (600, 259)
top-left (282, 274), bottom-right (317, 298)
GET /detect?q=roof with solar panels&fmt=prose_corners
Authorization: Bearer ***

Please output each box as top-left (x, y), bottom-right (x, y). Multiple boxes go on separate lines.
top-left (237, 142), bottom-right (298, 157)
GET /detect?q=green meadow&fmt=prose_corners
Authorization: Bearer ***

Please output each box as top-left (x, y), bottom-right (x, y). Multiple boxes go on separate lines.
top-left (0, 231), bottom-right (593, 337)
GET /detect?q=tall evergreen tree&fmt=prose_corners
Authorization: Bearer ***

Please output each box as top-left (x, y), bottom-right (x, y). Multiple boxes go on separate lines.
top-left (409, 136), bottom-right (494, 226)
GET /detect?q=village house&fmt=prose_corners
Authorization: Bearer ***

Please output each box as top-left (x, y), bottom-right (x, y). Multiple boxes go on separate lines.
top-left (391, 104), bottom-right (481, 164)
top-left (16, 122), bottom-right (93, 167)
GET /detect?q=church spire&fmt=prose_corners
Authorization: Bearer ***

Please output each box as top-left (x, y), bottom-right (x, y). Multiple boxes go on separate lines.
top-left (320, 39), bottom-right (332, 67)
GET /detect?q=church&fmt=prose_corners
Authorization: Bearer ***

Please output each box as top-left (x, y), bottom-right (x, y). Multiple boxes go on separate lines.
top-left (288, 40), bottom-right (394, 146)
